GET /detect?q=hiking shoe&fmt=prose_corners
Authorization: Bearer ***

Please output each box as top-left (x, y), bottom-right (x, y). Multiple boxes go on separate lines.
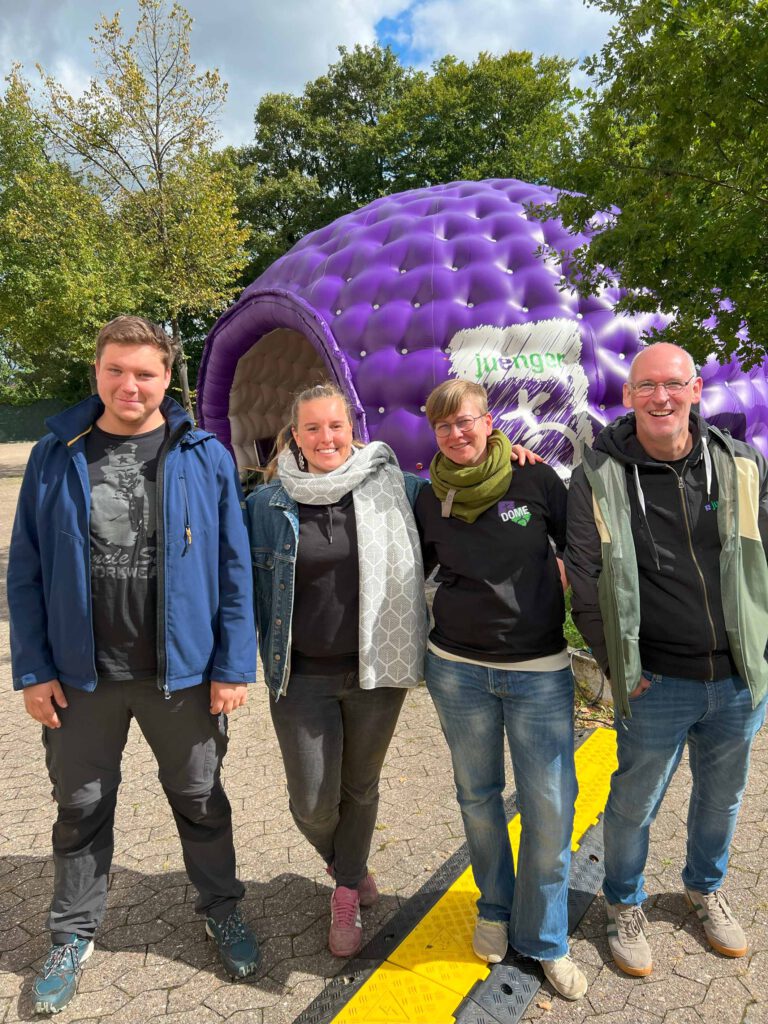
top-left (685, 887), bottom-right (748, 957)
top-left (33, 934), bottom-right (94, 1014)
top-left (325, 864), bottom-right (380, 907)
top-left (472, 918), bottom-right (508, 963)
top-left (541, 954), bottom-right (588, 1000)
top-left (329, 886), bottom-right (363, 957)
top-left (205, 907), bottom-right (260, 978)
top-left (606, 902), bottom-right (652, 976)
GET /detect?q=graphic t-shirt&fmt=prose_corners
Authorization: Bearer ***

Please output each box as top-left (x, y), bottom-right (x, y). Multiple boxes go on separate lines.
top-left (86, 423), bottom-right (167, 681)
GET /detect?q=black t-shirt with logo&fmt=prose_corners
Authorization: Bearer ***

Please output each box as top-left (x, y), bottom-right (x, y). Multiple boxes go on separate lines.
top-left (415, 462), bottom-right (568, 661)
top-left (85, 423), bottom-right (167, 681)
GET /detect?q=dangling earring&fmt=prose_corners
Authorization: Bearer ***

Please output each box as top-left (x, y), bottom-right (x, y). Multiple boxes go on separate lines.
top-left (297, 448), bottom-right (306, 472)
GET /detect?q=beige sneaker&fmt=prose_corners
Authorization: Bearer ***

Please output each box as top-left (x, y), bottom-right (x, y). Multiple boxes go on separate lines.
top-left (472, 918), bottom-right (508, 963)
top-left (685, 888), bottom-right (748, 957)
top-left (541, 954), bottom-right (588, 1000)
top-left (606, 901), bottom-right (653, 976)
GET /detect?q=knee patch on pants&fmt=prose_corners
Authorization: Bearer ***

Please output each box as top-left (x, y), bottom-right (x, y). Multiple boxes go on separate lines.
top-left (52, 789), bottom-right (118, 857)
top-left (163, 780), bottom-right (232, 839)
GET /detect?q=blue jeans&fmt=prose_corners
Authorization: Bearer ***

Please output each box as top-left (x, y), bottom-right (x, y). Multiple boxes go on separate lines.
top-left (603, 672), bottom-right (767, 906)
top-left (425, 651), bottom-right (578, 960)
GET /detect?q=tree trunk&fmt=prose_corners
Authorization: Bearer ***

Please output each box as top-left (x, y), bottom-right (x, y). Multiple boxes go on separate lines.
top-left (88, 364), bottom-right (98, 395)
top-left (171, 317), bottom-right (194, 420)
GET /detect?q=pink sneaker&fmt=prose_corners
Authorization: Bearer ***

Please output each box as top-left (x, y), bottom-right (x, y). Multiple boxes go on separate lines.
top-left (357, 872), bottom-right (379, 908)
top-left (328, 886), bottom-right (362, 958)
top-left (325, 864), bottom-right (380, 908)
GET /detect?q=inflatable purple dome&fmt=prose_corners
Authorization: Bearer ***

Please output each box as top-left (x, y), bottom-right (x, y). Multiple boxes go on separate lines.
top-left (197, 178), bottom-right (768, 475)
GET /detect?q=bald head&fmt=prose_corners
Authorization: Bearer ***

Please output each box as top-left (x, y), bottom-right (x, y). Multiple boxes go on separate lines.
top-left (623, 342), bottom-right (703, 461)
top-left (629, 343), bottom-right (696, 384)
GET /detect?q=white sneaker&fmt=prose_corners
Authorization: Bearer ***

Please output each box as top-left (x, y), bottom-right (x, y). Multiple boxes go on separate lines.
top-left (472, 918), bottom-right (508, 963)
top-left (541, 954), bottom-right (588, 1000)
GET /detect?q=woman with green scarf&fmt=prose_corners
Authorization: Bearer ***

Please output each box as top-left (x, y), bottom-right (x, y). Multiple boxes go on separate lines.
top-left (415, 379), bottom-right (586, 1002)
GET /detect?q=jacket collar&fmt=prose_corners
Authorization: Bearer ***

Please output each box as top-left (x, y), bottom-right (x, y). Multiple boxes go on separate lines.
top-left (268, 482), bottom-right (297, 511)
top-left (46, 394), bottom-right (195, 448)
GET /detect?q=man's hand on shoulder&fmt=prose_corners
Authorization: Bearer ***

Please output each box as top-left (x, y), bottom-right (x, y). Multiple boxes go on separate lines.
top-left (23, 680), bottom-right (68, 728)
top-left (210, 681), bottom-right (248, 715)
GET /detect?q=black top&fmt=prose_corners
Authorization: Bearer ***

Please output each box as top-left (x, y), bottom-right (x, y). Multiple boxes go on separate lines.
top-left (291, 491), bottom-right (360, 672)
top-left (85, 423), bottom-right (166, 681)
top-left (416, 462), bottom-right (568, 662)
top-left (597, 418), bottom-right (732, 679)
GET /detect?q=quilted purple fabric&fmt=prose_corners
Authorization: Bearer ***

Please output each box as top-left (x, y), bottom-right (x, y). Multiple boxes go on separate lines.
top-left (197, 178), bottom-right (768, 474)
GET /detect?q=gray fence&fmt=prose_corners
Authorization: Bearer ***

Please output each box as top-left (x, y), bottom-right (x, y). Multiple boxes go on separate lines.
top-left (0, 400), bottom-right (68, 442)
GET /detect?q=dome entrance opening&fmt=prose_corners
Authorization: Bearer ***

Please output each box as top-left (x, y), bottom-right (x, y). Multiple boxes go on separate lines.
top-left (228, 328), bottom-right (329, 472)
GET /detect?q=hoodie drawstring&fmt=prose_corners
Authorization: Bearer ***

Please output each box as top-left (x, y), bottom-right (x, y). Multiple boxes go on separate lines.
top-left (702, 438), bottom-right (713, 499)
top-left (632, 465), bottom-right (661, 571)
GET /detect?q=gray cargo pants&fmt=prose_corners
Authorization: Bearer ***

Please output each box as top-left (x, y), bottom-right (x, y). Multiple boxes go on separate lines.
top-left (42, 677), bottom-right (245, 943)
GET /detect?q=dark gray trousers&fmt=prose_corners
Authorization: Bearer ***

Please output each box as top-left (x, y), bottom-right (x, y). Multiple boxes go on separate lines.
top-left (269, 670), bottom-right (407, 888)
top-left (43, 678), bottom-right (244, 943)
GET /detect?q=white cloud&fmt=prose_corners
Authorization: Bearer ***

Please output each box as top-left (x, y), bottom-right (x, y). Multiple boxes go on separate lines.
top-left (0, 0), bottom-right (613, 147)
top-left (405, 0), bottom-right (613, 66)
top-left (1, 0), bottom-right (413, 146)
top-left (187, 0), bottom-right (411, 145)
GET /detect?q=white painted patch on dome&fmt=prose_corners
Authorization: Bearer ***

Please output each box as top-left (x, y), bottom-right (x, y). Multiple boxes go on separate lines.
top-left (447, 318), bottom-right (595, 474)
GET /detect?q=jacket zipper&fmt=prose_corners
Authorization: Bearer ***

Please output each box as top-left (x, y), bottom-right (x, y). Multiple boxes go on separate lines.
top-left (180, 475), bottom-right (192, 551)
top-left (277, 506), bottom-right (298, 698)
top-left (74, 452), bottom-right (99, 684)
top-left (155, 426), bottom-right (189, 698)
top-left (675, 469), bottom-right (716, 680)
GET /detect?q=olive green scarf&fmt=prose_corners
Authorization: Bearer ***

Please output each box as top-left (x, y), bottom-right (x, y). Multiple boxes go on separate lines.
top-left (429, 430), bottom-right (513, 523)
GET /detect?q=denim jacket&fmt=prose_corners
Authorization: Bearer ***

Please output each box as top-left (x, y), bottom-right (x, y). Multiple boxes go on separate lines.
top-left (247, 471), bottom-right (426, 698)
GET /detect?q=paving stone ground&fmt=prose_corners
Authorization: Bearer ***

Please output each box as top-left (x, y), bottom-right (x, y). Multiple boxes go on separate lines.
top-left (1, 442), bottom-right (766, 1024)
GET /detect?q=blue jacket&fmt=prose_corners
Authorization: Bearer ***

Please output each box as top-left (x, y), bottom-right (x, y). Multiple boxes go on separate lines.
top-left (247, 471), bottom-right (426, 699)
top-left (8, 395), bottom-right (257, 694)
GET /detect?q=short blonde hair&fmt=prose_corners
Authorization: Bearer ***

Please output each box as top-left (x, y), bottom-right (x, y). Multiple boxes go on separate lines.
top-left (425, 379), bottom-right (488, 427)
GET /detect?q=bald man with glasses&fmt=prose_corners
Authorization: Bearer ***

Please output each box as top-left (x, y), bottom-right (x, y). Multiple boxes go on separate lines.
top-left (565, 342), bottom-right (768, 977)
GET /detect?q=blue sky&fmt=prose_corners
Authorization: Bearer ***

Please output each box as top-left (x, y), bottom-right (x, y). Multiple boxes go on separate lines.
top-left (0, 0), bottom-right (614, 147)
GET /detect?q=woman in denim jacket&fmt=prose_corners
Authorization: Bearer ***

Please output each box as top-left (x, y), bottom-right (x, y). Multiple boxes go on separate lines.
top-left (246, 382), bottom-right (427, 958)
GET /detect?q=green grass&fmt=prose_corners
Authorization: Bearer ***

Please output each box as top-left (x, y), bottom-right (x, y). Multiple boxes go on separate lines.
top-left (564, 590), bottom-right (587, 650)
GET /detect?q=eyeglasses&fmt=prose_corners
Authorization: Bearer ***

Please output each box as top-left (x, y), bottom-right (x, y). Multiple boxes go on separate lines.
top-left (434, 413), bottom-right (486, 438)
top-left (629, 375), bottom-right (696, 397)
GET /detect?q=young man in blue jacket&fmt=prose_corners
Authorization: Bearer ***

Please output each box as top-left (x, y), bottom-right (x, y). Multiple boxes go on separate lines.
top-left (8, 316), bottom-right (259, 1015)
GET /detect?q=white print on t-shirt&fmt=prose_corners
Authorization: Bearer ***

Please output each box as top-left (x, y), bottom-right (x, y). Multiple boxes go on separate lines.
top-left (90, 442), bottom-right (157, 577)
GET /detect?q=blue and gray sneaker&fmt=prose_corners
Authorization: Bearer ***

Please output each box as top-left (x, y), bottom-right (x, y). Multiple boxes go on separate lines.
top-left (205, 907), bottom-right (260, 979)
top-left (33, 935), bottom-right (94, 1014)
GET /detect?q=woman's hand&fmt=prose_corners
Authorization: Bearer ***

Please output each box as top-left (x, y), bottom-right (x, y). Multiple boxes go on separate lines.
top-left (510, 444), bottom-right (542, 466)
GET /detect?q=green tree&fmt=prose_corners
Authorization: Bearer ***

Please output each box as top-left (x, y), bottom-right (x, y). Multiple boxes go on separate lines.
top-left (235, 45), bottom-right (413, 281)
top-left (537, 0), bottom-right (768, 368)
top-left (39, 0), bottom-right (248, 411)
top-left (237, 45), bottom-right (577, 281)
top-left (0, 72), bottom-right (146, 403)
top-left (391, 51), bottom-right (577, 188)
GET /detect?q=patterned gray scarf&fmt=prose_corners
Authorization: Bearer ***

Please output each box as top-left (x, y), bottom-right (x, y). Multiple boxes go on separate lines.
top-left (277, 442), bottom-right (426, 689)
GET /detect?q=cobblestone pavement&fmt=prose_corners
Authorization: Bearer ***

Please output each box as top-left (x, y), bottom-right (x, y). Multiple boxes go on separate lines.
top-left (1, 443), bottom-right (766, 1024)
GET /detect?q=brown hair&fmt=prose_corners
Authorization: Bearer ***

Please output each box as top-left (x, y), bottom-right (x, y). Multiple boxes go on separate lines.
top-left (263, 381), bottom-right (358, 482)
top-left (95, 315), bottom-right (179, 370)
top-left (424, 379), bottom-right (488, 427)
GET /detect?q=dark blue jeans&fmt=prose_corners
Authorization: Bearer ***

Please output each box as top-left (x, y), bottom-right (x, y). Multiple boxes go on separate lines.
top-left (425, 652), bottom-right (578, 960)
top-left (603, 672), bottom-right (767, 906)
